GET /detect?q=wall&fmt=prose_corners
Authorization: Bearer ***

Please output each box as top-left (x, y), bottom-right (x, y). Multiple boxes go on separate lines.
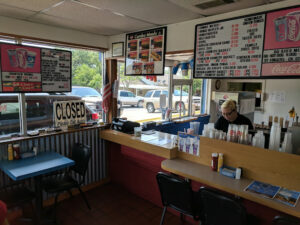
top-left (0, 16), bottom-right (108, 49)
top-left (107, 0), bottom-right (300, 53)
top-left (211, 78), bottom-right (300, 125)
top-left (258, 79), bottom-right (300, 124)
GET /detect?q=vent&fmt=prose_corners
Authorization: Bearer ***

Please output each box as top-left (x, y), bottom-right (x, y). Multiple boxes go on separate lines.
top-left (194, 0), bottom-right (236, 9)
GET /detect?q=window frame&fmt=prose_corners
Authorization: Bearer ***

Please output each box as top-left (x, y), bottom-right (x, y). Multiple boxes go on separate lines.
top-left (0, 35), bottom-right (105, 138)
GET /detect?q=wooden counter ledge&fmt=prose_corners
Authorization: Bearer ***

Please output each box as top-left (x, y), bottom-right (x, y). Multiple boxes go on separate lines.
top-left (162, 158), bottom-right (300, 218)
top-left (100, 129), bottom-right (177, 159)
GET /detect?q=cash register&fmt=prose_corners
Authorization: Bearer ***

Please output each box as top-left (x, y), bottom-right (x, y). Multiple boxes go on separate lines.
top-left (112, 118), bottom-right (140, 134)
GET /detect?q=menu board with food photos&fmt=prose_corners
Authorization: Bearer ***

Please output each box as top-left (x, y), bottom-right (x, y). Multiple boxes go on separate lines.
top-left (0, 43), bottom-right (71, 92)
top-left (194, 5), bottom-right (300, 79)
top-left (125, 27), bottom-right (167, 76)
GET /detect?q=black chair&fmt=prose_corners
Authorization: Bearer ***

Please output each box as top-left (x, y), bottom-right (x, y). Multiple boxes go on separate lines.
top-left (0, 183), bottom-right (35, 222)
top-left (156, 172), bottom-right (202, 225)
top-left (273, 215), bottom-right (300, 225)
top-left (200, 187), bottom-right (258, 225)
top-left (42, 143), bottom-right (92, 211)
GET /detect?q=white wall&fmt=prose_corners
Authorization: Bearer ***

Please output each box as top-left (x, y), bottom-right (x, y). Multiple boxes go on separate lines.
top-left (211, 78), bottom-right (300, 125)
top-left (260, 79), bottom-right (300, 124)
top-left (108, 0), bottom-right (300, 53)
top-left (0, 16), bottom-right (108, 49)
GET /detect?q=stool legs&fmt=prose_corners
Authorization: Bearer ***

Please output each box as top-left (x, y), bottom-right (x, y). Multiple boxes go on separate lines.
top-left (160, 206), bottom-right (167, 225)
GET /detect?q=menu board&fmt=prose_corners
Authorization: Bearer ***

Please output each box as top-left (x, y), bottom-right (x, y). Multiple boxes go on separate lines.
top-left (125, 27), bottom-right (167, 76)
top-left (194, 6), bottom-right (300, 78)
top-left (41, 49), bottom-right (71, 92)
top-left (0, 43), bottom-right (71, 92)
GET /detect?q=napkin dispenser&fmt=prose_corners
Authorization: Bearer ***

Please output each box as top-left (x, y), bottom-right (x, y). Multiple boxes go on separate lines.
top-left (112, 118), bottom-right (140, 134)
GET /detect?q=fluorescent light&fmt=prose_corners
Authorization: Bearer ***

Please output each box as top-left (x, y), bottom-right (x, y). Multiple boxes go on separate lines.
top-left (112, 11), bottom-right (125, 17)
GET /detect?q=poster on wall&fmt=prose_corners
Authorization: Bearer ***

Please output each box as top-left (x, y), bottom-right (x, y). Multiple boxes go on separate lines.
top-left (125, 27), bottom-right (167, 76)
top-left (0, 43), bottom-right (71, 92)
top-left (0, 44), bottom-right (42, 92)
top-left (262, 7), bottom-right (300, 77)
top-left (193, 5), bottom-right (300, 79)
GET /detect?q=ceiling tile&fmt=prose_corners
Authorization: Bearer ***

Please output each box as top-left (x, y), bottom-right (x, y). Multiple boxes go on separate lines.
top-left (39, 1), bottom-right (155, 34)
top-left (0, 4), bottom-right (36, 19)
top-left (0, 0), bottom-right (63, 12)
top-left (168, 0), bottom-right (278, 16)
top-left (79, 0), bottom-right (202, 24)
top-left (28, 13), bottom-right (125, 36)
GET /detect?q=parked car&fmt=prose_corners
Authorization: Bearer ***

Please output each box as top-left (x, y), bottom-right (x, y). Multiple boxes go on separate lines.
top-left (0, 93), bottom-right (99, 136)
top-left (118, 90), bottom-right (144, 107)
top-left (143, 90), bottom-right (201, 113)
top-left (69, 86), bottom-right (102, 116)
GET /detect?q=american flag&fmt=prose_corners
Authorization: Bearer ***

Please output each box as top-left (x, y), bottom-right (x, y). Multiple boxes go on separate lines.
top-left (102, 71), bottom-right (111, 114)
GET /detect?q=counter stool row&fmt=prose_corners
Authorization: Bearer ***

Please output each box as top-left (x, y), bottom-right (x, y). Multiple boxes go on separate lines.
top-left (156, 172), bottom-right (300, 225)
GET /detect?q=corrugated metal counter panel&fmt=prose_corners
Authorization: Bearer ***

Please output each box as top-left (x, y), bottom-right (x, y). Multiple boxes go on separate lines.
top-left (0, 127), bottom-right (107, 195)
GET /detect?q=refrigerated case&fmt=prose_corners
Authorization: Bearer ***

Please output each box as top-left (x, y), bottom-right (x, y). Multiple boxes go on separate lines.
top-left (211, 91), bottom-right (256, 123)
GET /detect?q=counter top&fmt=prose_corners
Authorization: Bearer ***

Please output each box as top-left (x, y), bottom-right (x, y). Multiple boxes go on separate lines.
top-left (100, 129), bottom-right (177, 159)
top-left (162, 158), bottom-right (300, 218)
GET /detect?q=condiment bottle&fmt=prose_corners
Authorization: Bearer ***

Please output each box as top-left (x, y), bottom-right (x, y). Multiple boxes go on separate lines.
top-left (13, 144), bottom-right (20, 160)
top-left (8, 144), bottom-right (13, 160)
top-left (235, 167), bottom-right (242, 179)
top-left (217, 153), bottom-right (223, 172)
top-left (211, 153), bottom-right (218, 171)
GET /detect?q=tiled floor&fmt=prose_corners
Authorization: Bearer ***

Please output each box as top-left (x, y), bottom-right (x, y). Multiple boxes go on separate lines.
top-left (11, 183), bottom-right (192, 225)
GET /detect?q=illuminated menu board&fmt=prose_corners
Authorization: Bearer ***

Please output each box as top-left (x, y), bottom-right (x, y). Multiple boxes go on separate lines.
top-left (0, 44), bottom-right (71, 92)
top-left (194, 6), bottom-right (300, 78)
top-left (125, 27), bottom-right (167, 76)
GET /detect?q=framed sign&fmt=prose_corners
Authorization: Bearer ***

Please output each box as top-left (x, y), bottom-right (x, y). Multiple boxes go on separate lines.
top-left (125, 27), bottom-right (167, 76)
top-left (54, 100), bottom-right (86, 127)
top-left (193, 5), bottom-right (300, 79)
top-left (112, 42), bottom-right (124, 57)
top-left (0, 43), bottom-right (71, 92)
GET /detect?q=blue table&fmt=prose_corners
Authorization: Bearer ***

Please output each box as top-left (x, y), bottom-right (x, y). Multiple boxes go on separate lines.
top-left (0, 152), bottom-right (75, 224)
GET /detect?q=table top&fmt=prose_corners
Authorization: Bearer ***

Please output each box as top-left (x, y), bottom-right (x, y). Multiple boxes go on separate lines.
top-left (0, 152), bottom-right (75, 181)
top-left (161, 158), bottom-right (300, 218)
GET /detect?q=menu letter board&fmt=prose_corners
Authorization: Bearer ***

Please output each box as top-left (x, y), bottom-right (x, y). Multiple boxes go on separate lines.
top-left (0, 44), bottom-right (71, 92)
top-left (194, 6), bottom-right (300, 78)
top-left (41, 49), bottom-right (71, 92)
top-left (125, 27), bottom-right (167, 76)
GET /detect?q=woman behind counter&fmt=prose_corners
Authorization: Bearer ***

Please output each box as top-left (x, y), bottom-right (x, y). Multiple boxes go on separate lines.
top-left (214, 99), bottom-right (253, 133)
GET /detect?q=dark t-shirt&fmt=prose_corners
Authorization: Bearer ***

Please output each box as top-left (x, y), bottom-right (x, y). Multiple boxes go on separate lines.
top-left (214, 113), bottom-right (253, 133)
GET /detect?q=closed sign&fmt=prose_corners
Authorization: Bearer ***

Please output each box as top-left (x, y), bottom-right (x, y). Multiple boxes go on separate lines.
top-left (54, 100), bottom-right (86, 127)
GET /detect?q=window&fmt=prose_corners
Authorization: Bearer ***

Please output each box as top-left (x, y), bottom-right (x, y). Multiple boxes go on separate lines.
top-left (26, 98), bottom-right (48, 132)
top-left (72, 87), bottom-right (102, 97)
top-left (0, 36), bottom-right (103, 138)
top-left (144, 91), bottom-right (153, 97)
top-left (120, 91), bottom-right (128, 97)
top-left (0, 100), bottom-right (20, 136)
top-left (128, 92), bottom-right (135, 97)
top-left (162, 90), bottom-right (168, 97)
top-left (117, 61), bottom-right (170, 122)
top-left (153, 91), bottom-right (161, 98)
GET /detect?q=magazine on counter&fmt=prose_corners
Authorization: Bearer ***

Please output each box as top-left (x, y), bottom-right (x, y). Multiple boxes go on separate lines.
top-left (244, 181), bottom-right (280, 199)
top-left (274, 188), bottom-right (300, 207)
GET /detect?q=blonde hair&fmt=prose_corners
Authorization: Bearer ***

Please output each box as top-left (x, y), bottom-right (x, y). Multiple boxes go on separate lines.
top-left (221, 99), bottom-right (237, 111)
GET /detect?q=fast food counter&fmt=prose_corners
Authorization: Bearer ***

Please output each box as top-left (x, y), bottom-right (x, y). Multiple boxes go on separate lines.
top-left (100, 129), bottom-right (300, 223)
top-left (100, 129), bottom-right (177, 159)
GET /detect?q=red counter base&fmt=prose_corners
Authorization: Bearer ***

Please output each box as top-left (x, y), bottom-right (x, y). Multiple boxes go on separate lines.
top-left (108, 143), bottom-right (289, 225)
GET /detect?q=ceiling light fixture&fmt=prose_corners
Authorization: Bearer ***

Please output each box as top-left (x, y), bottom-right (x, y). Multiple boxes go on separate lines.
top-left (112, 11), bottom-right (125, 17)
top-left (70, 0), bottom-right (103, 10)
